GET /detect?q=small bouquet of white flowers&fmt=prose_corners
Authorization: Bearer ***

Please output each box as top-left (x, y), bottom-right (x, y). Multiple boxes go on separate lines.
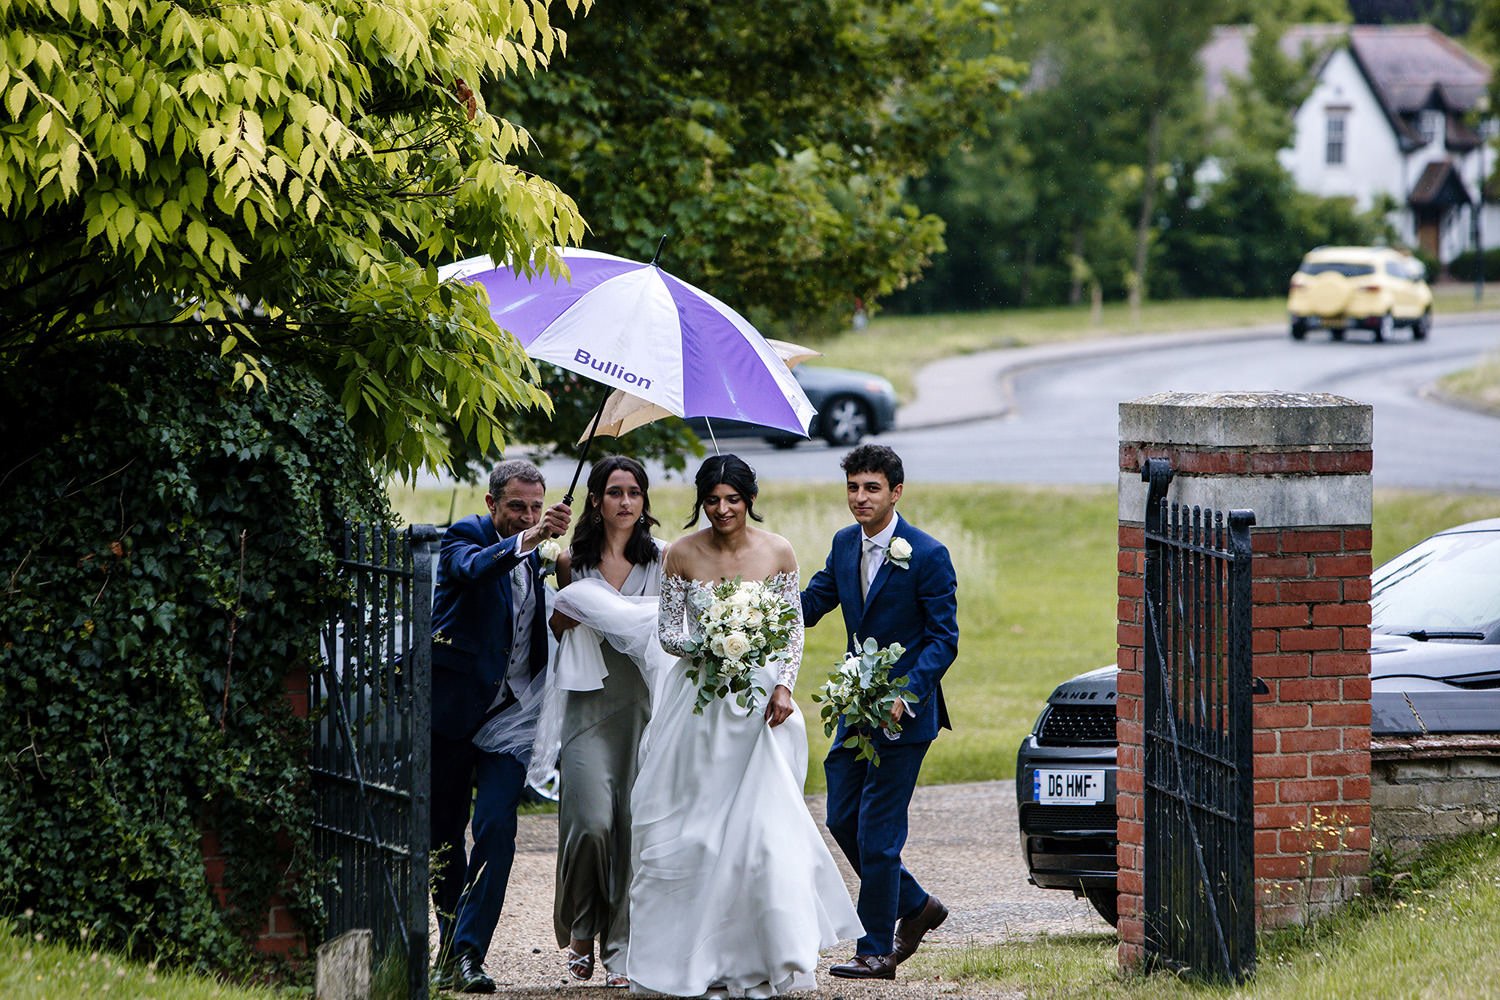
top-left (812, 636), bottom-right (911, 765)
top-left (681, 576), bottom-right (799, 714)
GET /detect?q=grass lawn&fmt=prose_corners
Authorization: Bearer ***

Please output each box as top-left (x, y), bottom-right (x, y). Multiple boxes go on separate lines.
top-left (388, 482), bottom-right (1500, 796)
top-left (917, 826), bottom-right (1500, 999)
top-left (818, 285), bottom-right (1500, 400)
top-left (1438, 348), bottom-right (1500, 416)
top-left (0, 920), bottom-right (282, 1000)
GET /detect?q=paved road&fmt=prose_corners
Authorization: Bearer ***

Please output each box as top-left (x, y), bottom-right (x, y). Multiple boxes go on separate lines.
top-left (701, 314), bottom-right (1500, 489)
top-left (428, 313), bottom-right (1500, 492)
top-left (465, 780), bottom-right (1104, 998)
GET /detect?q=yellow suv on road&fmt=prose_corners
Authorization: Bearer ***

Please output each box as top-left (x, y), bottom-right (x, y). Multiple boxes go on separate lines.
top-left (1287, 246), bottom-right (1433, 342)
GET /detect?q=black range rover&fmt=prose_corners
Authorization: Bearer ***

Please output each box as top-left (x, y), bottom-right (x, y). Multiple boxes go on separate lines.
top-left (1014, 517), bottom-right (1500, 928)
top-left (1014, 665), bottom-right (1120, 925)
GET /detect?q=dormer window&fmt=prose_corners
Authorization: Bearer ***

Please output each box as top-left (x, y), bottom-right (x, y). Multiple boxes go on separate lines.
top-left (1419, 110), bottom-right (1444, 146)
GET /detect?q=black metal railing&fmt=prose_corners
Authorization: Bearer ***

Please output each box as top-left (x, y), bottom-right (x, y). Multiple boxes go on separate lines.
top-left (1140, 459), bottom-right (1256, 983)
top-left (311, 523), bottom-right (439, 998)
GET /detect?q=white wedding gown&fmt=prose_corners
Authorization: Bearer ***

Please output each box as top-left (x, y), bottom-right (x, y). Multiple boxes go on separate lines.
top-left (552, 573), bottom-right (862, 997)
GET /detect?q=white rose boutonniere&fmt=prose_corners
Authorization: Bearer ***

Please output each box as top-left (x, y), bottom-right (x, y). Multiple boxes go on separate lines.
top-left (886, 537), bottom-right (912, 570)
top-left (537, 538), bottom-right (562, 576)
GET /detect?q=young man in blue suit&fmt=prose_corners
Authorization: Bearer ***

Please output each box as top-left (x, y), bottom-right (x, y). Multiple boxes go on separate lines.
top-left (430, 459), bottom-right (571, 993)
top-left (802, 445), bottom-right (959, 981)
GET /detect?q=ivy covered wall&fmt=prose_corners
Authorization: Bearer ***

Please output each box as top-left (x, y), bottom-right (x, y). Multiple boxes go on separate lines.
top-left (0, 345), bottom-right (388, 974)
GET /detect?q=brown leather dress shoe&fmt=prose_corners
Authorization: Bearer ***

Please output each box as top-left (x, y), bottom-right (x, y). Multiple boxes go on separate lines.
top-left (829, 954), bottom-right (898, 980)
top-left (891, 894), bottom-right (949, 962)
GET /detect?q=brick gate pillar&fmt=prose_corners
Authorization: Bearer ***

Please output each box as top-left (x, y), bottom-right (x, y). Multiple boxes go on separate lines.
top-left (1115, 391), bottom-right (1374, 971)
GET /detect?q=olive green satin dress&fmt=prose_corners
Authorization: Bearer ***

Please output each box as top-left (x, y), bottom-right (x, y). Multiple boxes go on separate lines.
top-left (553, 553), bottom-right (662, 973)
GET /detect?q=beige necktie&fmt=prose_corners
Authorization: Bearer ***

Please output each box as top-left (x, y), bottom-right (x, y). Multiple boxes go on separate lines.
top-left (861, 539), bottom-right (881, 601)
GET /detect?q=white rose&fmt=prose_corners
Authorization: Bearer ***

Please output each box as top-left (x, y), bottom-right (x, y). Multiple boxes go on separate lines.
top-left (888, 538), bottom-right (913, 562)
top-left (745, 607), bottom-right (764, 628)
top-left (537, 538), bottom-right (561, 563)
top-left (710, 636), bottom-right (726, 657)
top-left (721, 631), bottom-right (752, 660)
top-left (728, 587), bottom-right (753, 608)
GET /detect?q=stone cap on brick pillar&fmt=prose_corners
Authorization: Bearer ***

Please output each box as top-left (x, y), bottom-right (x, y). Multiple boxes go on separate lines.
top-left (1119, 391), bottom-right (1373, 529)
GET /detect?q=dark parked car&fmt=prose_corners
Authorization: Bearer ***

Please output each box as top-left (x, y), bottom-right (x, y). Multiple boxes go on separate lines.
top-left (1015, 518), bottom-right (1500, 926)
top-left (686, 364), bottom-right (898, 448)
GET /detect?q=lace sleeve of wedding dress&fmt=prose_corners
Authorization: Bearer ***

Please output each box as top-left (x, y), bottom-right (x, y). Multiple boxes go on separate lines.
top-left (774, 571), bottom-right (803, 691)
top-left (657, 574), bottom-right (690, 658)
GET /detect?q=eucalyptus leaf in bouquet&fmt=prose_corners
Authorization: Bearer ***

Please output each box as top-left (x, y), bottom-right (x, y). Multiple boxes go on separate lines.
top-left (812, 636), bottom-right (911, 765)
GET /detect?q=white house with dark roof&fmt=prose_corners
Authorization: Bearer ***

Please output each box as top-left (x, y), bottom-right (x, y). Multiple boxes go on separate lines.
top-left (1203, 23), bottom-right (1497, 267)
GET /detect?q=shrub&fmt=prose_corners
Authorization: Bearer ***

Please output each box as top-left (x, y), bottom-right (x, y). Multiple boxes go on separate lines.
top-left (0, 345), bottom-right (387, 974)
top-left (1445, 247), bottom-right (1500, 282)
top-left (1154, 156), bottom-right (1392, 300)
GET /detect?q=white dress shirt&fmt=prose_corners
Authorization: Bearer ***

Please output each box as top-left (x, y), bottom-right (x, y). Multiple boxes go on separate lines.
top-left (860, 513), bottom-right (901, 600)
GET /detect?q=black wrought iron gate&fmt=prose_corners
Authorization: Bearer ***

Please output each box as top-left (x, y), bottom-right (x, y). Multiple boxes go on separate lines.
top-left (1140, 459), bottom-right (1256, 982)
top-left (312, 523), bottom-right (439, 998)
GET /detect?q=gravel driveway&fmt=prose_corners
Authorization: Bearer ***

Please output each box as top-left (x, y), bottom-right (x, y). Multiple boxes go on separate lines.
top-left (454, 780), bottom-right (1109, 999)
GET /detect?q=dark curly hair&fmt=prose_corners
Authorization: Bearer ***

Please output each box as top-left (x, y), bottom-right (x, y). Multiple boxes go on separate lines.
top-left (683, 454), bottom-right (764, 528)
top-left (568, 455), bottom-right (661, 570)
top-left (840, 444), bottom-right (904, 488)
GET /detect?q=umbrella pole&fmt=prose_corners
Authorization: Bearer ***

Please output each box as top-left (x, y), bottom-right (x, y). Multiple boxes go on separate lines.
top-left (563, 389), bottom-right (611, 507)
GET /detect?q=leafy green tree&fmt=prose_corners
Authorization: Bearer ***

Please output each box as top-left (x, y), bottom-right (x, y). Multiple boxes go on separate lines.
top-left (1220, 0), bottom-right (1350, 22)
top-left (464, 1), bottom-right (1024, 472)
top-left (1222, 9), bottom-right (1334, 155)
top-left (496, 1), bottom-right (1022, 338)
top-left (894, 0), bottom-right (1153, 312)
top-left (1113, 0), bottom-right (1220, 311)
top-left (0, 0), bottom-right (589, 479)
top-left (1153, 157), bottom-right (1392, 299)
top-left (1149, 12), bottom-right (1387, 301)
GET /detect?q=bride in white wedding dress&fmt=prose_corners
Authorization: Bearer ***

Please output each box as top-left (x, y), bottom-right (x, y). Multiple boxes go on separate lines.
top-left (556, 455), bottom-right (861, 997)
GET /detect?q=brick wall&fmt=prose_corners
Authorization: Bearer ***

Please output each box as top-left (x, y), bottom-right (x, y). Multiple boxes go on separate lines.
top-left (199, 664), bottom-right (310, 961)
top-left (1246, 525), bottom-right (1372, 927)
top-left (1116, 391), bottom-right (1373, 971)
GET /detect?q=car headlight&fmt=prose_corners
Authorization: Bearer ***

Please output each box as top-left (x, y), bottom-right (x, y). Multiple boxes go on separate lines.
top-left (864, 378), bottom-right (896, 398)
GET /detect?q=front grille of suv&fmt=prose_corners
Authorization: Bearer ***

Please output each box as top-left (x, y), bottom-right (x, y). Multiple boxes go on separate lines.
top-left (1020, 804), bottom-right (1118, 832)
top-left (1037, 704), bottom-right (1117, 746)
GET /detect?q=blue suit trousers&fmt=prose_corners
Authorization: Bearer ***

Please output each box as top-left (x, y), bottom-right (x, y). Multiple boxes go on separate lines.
top-left (431, 733), bottom-right (528, 960)
top-left (824, 739), bottom-right (931, 956)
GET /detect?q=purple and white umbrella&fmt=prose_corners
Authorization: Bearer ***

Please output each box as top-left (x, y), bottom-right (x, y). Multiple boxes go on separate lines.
top-left (442, 247), bottom-right (816, 437)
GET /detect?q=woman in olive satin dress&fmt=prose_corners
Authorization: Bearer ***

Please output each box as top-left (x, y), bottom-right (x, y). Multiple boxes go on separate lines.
top-left (549, 456), bottom-right (663, 987)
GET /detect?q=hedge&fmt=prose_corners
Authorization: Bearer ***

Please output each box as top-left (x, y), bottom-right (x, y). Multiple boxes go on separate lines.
top-left (1445, 247), bottom-right (1500, 282)
top-left (0, 344), bottom-right (387, 975)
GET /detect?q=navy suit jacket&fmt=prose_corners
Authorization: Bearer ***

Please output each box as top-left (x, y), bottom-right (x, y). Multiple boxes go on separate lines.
top-left (430, 513), bottom-right (549, 740)
top-left (802, 516), bottom-right (959, 745)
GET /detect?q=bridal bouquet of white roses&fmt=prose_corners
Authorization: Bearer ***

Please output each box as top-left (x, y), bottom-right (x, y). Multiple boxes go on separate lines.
top-left (681, 577), bottom-right (799, 714)
top-left (812, 637), bottom-right (911, 765)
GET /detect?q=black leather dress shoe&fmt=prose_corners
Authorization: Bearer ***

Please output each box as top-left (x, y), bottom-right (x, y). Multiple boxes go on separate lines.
top-left (829, 953), bottom-right (898, 980)
top-left (892, 894), bottom-right (948, 962)
top-left (453, 950), bottom-right (496, 994)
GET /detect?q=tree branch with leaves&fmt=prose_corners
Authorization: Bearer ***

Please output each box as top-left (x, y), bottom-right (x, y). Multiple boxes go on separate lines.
top-left (1, 0), bottom-right (593, 479)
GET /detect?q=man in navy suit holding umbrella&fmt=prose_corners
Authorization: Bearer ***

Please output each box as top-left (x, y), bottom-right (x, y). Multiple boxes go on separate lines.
top-left (802, 445), bottom-right (959, 981)
top-left (430, 459), bottom-right (571, 992)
